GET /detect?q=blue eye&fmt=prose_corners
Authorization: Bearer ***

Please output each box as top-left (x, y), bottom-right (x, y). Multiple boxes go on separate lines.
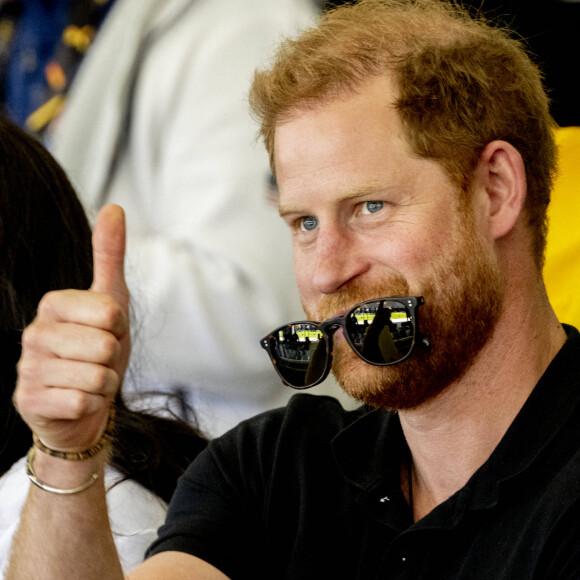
top-left (300, 216), bottom-right (319, 232)
top-left (361, 201), bottom-right (384, 214)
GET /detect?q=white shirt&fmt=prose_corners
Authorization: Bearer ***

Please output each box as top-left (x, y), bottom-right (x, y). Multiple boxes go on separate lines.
top-left (49, 0), bottom-right (354, 436)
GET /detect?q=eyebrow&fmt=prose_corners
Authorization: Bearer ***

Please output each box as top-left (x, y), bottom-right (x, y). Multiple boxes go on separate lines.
top-left (278, 180), bottom-right (396, 218)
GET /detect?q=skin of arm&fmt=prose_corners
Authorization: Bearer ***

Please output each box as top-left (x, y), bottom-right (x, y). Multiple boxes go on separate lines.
top-left (127, 552), bottom-right (229, 580)
top-left (6, 453), bottom-right (123, 579)
top-left (8, 454), bottom-right (229, 579)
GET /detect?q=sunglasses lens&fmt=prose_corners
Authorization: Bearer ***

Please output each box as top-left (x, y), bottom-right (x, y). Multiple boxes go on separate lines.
top-left (268, 323), bottom-right (328, 388)
top-left (345, 299), bottom-right (415, 364)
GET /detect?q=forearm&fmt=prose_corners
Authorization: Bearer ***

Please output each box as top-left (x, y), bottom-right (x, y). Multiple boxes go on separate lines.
top-left (6, 451), bottom-right (124, 580)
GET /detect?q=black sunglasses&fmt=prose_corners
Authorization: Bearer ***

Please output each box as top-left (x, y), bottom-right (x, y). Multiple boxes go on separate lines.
top-left (260, 296), bottom-right (426, 389)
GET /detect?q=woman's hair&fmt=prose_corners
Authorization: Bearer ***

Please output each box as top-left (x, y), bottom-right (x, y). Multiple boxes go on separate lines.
top-left (249, 0), bottom-right (557, 267)
top-left (0, 116), bottom-right (206, 502)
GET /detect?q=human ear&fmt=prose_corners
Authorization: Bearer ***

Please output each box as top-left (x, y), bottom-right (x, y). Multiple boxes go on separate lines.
top-left (475, 140), bottom-right (527, 240)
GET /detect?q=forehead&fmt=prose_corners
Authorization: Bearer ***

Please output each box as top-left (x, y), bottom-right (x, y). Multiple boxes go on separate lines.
top-left (273, 76), bottom-right (418, 206)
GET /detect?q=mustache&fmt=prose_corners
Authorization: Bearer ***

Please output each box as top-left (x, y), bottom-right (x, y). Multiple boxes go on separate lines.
top-left (303, 275), bottom-right (410, 321)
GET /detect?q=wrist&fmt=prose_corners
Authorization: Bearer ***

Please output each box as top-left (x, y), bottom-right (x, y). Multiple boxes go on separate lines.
top-left (26, 447), bottom-right (99, 495)
top-left (32, 407), bottom-right (115, 461)
top-left (28, 446), bottom-right (108, 495)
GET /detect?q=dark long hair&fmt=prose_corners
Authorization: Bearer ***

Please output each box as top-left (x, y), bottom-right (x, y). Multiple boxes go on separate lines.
top-left (0, 116), bottom-right (206, 502)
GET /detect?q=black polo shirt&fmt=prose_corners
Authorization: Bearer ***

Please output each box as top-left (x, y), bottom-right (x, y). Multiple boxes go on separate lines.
top-left (148, 325), bottom-right (580, 579)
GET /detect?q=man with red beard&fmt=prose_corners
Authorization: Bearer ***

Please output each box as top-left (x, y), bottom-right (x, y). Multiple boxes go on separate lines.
top-left (8, 1), bottom-right (580, 579)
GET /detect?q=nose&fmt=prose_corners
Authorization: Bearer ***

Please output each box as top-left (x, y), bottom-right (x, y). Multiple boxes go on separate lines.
top-left (311, 225), bottom-right (370, 294)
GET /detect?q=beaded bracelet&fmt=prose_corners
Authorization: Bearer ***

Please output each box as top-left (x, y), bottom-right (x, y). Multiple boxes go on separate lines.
top-left (25, 447), bottom-right (99, 495)
top-left (32, 407), bottom-right (115, 461)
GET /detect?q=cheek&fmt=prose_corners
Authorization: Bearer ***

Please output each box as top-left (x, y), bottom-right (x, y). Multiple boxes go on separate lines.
top-left (396, 244), bottom-right (435, 274)
top-left (363, 232), bottom-right (431, 285)
top-left (390, 223), bottom-right (455, 279)
top-left (292, 249), bottom-right (316, 307)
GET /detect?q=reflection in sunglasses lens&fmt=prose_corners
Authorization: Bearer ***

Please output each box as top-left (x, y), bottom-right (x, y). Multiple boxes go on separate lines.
top-left (272, 324), bottom-right (327, 387)
top-left (346, 300), bottom-right (414, 364)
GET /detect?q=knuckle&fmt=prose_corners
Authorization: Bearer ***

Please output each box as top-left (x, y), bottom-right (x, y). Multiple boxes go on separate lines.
top-left (37, 291), bottom-right (59, 316)
top-left (99, 334), bottom-right (120, 363)
top-left (91, 365), bottom-right (116, 392)
top-left (16, 355), bottom-right (41, 382)
top-left (13, 384), bottom-right (42, 424)
top-left (67, 392), bottom-right (91, 419)
top-left (12, 387), bottom-right (27, 414)
top-left (20, 323), bottom-right (42, 350)
top-left (99, 298), bottom-right (123, 329)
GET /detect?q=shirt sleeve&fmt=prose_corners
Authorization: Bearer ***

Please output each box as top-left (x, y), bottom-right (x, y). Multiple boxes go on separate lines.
top-left (105, 469), bottom-right (169, 573)
top-left (145, 410), bottom-right (282, 579)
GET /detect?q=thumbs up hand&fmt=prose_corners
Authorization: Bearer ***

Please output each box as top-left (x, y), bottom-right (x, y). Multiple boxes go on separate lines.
top-left (14, 205), bottom-right (131, 454)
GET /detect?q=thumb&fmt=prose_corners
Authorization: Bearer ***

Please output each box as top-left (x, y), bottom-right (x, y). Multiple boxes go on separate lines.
top-left (90, 204), bottom-right (129, 308)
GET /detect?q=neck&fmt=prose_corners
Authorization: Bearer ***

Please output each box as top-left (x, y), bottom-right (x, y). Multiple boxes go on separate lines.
top-left (399, 278), bottom-right (566, 521)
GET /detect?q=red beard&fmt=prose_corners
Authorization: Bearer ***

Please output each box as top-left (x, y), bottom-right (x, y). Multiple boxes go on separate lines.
top-left (304, 219), bottom-right (505, 410)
